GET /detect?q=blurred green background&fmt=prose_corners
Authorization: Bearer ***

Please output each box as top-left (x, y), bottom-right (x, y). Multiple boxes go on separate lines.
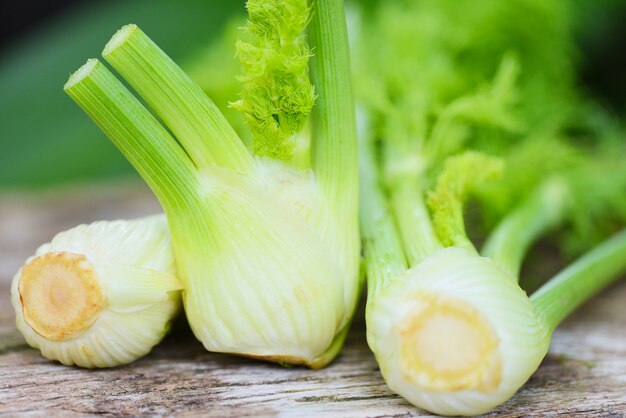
top-left (0, 0), bottom-right (624, 190)
top-left (0, 0), bottom-right (245, 189)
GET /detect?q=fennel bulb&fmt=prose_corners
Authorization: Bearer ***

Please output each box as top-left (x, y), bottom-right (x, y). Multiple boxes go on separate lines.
top-left (64, 0), bottom-right (360, 368)
top-left (11, 215), bottom-right (181, 368)
top-left (360, 132), bottom-right (626, 414)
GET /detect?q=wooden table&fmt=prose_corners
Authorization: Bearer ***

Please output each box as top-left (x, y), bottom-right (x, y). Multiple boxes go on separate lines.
top-left (1, 184), bottom-right (624, 417)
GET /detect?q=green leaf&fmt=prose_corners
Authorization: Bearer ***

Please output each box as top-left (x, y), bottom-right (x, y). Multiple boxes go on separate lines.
top-left (232, 0), bottom-right (315, 165)
top-left (427, 151), bottom-right (504, 249)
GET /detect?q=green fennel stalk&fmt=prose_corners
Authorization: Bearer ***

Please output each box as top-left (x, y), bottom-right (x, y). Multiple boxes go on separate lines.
top-left (531, 230), bottom-right (626, 332)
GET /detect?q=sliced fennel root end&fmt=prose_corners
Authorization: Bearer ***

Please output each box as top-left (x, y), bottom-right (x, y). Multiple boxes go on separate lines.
top-left (18, 251), bottom-right (104, 341)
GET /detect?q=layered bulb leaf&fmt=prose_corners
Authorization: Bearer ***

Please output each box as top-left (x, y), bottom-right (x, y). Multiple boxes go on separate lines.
top-left (176, 160), bottom-right (352, 365)
top-left (366, 248), bottom-right (550, 415)
top-left (11, 215), bottom-right (182, 368)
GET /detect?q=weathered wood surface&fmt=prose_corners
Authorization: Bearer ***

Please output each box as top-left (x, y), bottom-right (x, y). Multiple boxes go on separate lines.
top-left (0, 184), bottom-right (625, 417)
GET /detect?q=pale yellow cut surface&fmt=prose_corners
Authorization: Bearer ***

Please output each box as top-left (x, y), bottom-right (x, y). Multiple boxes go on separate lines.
top-left (19, 252), bottom-right (103, 341)
top-left (400, 293), bottom-right (501, 392)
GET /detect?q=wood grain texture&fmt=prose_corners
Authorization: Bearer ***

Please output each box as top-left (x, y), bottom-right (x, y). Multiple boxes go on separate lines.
top-left (0, 184), bottom-right (624, 417)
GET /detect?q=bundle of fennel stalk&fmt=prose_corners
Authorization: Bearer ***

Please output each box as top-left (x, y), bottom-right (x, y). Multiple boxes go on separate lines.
top-left (9, 0), bottom-right (626, 416)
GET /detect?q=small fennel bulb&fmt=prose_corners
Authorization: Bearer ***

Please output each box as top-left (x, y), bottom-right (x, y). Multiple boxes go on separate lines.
top-left (11, 215), bottom-right (182, 368)
top-left (360, 129), bottom-right (626, 415)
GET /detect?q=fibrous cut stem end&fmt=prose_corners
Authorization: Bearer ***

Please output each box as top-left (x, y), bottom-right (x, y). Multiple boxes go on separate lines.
top-left (18, 252), bottom-right (103, 341)
top-left (64, 58), bottom-right (99, 90)
top-left (102, 24), bottom-right (138, 57)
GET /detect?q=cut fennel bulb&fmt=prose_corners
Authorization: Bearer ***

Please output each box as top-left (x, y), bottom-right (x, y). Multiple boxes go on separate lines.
top-left (365, 231), bottom-right (626, 416)
top-left (11, 215), bottom-right (182, 368)
top-left (64, 0), bottom-right (359, 368)
top-left (359, 127), bottom-right (626, 415)
top-left (365, 248), bottom-right (550, 415)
